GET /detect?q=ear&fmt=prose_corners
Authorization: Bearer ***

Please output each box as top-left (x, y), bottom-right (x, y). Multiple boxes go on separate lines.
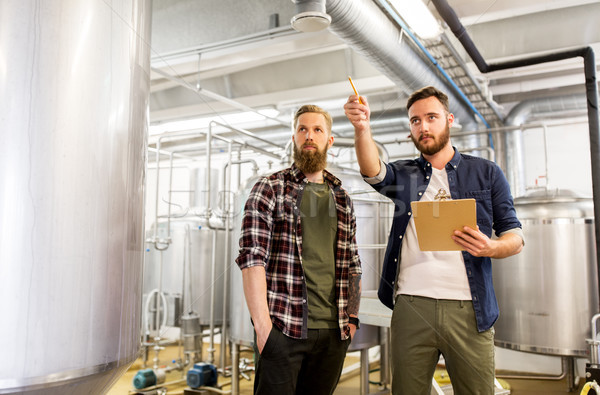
top-left (327, 134), bottom-right (334, 148)
top-left (447, 113), bottom-right (455, 128)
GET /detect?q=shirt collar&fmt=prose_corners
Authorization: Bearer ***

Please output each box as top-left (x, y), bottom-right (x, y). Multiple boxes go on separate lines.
top-left (416, 146), bottom-right (462, 171)
top-left (290, 163), bottom-right (342, 187)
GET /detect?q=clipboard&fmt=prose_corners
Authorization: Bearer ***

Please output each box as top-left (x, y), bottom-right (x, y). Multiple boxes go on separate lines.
top-left (410, 198), bottom-right (477, 251)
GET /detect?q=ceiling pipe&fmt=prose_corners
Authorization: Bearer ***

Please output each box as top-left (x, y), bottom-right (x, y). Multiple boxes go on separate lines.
top-left (505, 94), bottom-right (588, 127)
top-left (291, 0), bottom-right (332, 32)
top-left (324, 0), bottom-right (479, 130)
top-left (503, 94), bottom-right (588, 199)
top-left (431, 0), bottom-right (600, 314)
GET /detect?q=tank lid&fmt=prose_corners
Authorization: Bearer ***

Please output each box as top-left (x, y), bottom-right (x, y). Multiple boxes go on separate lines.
top-left (516, 188), bottom-right (591, 204)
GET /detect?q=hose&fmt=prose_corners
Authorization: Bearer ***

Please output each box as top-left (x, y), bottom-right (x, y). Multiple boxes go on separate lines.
top-left (581, 380), bottom-right (600, 395)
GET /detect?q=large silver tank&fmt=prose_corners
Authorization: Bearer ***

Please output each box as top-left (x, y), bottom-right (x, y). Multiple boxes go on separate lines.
top-left (144, 218), bottom-right (226, 328)
top-left (229, 165), bottom-right (390, 350)
top-left (0, 1), bottom-right (150, 394)
top-left (492, 190), bottom-right (599, 356)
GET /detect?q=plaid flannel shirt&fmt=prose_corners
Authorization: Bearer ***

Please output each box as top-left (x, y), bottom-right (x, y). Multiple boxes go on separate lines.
top-left (235, 164), bottom-right (362, 340)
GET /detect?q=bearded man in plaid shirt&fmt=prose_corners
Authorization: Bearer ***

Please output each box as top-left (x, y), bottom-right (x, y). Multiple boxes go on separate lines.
top-left (236, 104), bottom-right (362, 395)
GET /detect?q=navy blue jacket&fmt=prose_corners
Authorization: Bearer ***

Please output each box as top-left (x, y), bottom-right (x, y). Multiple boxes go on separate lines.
top-left (369, 148), bottom-right (521, 332)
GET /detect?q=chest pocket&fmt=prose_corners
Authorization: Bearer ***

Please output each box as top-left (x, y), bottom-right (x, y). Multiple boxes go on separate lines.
top-left (464, 189), bottom-right (492, 236)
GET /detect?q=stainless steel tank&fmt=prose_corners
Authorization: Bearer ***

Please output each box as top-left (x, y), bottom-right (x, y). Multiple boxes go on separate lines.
top-left (144, 218), bottom-right (226, 328)
top-left (0, 1), bottom-right (151, 394)
top-left (229, 164), bottom-right (390, 349)
top-left (492, 190), bottom-right (599, 356)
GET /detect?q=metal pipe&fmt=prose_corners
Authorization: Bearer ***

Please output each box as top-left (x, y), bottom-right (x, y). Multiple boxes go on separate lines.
top-left (152, 138), bottom-right (169, 250)
top-left (220, 141), bottom-right (234, 371)
top-left (208, 229), bottom-right (218, 365)
top-left (152, 250), bottom-right (168, 370)
top-left (231, 343), bottom-right (240, 395)
top-left (542, 125), bottom-right (550, 190)
top-left (496, 356), bottom-right (575, 392)
top-left (205, 122), bottom-right (213, 217)
top-left (210, 121), bottom-right (283, 149)
top-left (360, 349), bottom-right (369, 395)
top-left (222, 158), bottom-right (260, 380)
top-left (590, 313), bottom-right (600, 365)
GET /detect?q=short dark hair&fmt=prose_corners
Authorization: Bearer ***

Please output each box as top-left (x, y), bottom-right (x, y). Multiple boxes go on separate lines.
top-left (293, 104), bottom-right (332, 135)
top-left (406, 86), bottom-right (450, 112)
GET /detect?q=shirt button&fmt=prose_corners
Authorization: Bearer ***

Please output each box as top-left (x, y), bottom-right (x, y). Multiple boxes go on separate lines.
top-left (418, 192), bottom-right (422, 196)
top-left (394, 258), bottom-right (397, 262)
top-left (303, 299), bottom-right (307, 303)
top-left (399, 235), bottom-right (403, 239)
top-left (473, 296), bottom-right (477, 301)
top-left (408, 212), bottom-right (412, 216)
top-left (426, 176), bottom-right (430, 179)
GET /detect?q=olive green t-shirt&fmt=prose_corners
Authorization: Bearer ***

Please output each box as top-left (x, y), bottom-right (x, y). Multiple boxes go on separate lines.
top-left (300, 182), bottom-right (338, 329)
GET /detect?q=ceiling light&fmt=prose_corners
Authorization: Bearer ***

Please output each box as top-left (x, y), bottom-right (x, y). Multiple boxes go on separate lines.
top-left (387, 0), bottom-right (442, 39)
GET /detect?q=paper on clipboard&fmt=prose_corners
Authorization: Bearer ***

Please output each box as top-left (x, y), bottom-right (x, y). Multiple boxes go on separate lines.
top-left (410, 198), bottom-right (477, 251)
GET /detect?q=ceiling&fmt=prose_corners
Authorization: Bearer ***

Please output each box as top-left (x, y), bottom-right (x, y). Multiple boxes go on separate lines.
top-left (148, 0), bottom-right (600, 148)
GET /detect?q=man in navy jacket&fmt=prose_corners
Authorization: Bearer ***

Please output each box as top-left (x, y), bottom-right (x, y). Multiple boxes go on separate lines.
top-left (344, 86), bottom-right (523, 395)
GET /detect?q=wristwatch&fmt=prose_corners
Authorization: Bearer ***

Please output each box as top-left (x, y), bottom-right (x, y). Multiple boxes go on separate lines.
top-left (348, 316), bottom-right (360, 329)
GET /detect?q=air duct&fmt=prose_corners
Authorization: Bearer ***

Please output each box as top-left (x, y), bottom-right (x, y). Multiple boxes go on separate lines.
top-left (325, 0), bottom-right (479, 130)
top-left (503, 94), bottom-right (588, 197)
top-left (291, 0), bottom-right (331, 32)
top-left (505, 94), bottom-right (588, 127)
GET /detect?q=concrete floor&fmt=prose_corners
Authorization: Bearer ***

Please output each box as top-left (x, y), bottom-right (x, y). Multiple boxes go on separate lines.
top-left (107, 343), bottom-right (587, 395)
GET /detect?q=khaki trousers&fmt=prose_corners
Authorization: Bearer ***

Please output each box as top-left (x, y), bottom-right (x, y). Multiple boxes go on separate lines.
top-left (391, 294), bottom-right (495, 395)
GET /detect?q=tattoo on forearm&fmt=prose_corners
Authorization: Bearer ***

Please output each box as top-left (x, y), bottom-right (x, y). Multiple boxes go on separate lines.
top-left (347, 274), bottom-right (361, 316)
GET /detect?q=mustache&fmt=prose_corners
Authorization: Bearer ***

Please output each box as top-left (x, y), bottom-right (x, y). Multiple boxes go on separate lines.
top-left (302, 142), bottom-right (318, 148)
top-left (419, 134), bottom-right (433, 141)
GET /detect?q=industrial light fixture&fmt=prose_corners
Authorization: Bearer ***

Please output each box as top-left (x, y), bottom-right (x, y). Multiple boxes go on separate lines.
top-left (387, 0), bottom-right (442, 39)
top-left (290, 0), bottom-right (332, 32)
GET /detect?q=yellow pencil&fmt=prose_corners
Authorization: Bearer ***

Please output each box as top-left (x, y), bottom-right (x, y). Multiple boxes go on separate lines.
top-left (348, 76), bottom-right (364, 105)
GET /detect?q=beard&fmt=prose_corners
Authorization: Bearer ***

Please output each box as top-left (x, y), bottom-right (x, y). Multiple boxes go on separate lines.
top-left (293, 142), bottom-right (329, 174)
top-left (411, 120), bottom-right (451, 155)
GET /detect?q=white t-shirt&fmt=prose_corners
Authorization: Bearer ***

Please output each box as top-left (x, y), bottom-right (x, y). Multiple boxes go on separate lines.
top-left (396, 167), bottom-right (472, 300)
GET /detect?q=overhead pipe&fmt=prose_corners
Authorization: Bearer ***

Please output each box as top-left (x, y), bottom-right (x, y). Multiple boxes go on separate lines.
top-left (432, 0), bottom-right (600, 357)
top-left (291, 0), bottom-right (332, 33)
top-left (504, 94), bottom-right (588, 196)
top-left (325, 0), bottom-right (480, 130)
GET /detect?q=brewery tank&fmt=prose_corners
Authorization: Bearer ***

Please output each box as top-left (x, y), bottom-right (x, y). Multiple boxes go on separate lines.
top-left (229, 164), bottom-right (390, 350)
top-left (143, 167), bottom-right (225, 330)
top-left (143, 218), bottom-right (226, 329)
top-left (0, 1), bottom-right (151, 393)
top-left (492, 190), bottom-right (599, 356)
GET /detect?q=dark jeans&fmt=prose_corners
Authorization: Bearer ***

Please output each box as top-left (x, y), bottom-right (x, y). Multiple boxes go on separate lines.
top-left (253, 327), bottom-right (351, 395)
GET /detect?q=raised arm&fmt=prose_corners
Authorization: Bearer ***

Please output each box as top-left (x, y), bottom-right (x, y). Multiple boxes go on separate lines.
top-left (344, 95), bottom-right (381, 177)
